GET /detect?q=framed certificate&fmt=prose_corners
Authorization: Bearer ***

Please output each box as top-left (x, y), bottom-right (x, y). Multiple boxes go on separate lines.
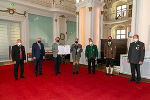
top-left (58, 45), bottom-right (70, 55)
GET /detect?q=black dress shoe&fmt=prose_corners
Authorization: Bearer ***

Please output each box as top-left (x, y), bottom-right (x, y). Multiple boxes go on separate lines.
top-left (88, 72), bottom-right (91, 74)
top-left (15, 78), bottom-right (18, 80)
top-left (72, 72), bottom-right (75, 75)
top-left (39, 73), bottom-right (44, 75)
top-left (55, 73), bottom-right (58, 76)
top-left (58, 72), bottom-right (62, 74)
top-left (20, 76), bottom-right (26, 78)
top-left (128, 79), bottom-right (136, 82)
top-left (110, 74), bottom-right (113, 77)
top-left (76, 71), bottom-right (79, 74)
top-left (35, 74), bottom-right (37, 77)
top-left (137, 81), bottom-right (140, 84)
top-left (93, 72), bottom-right (95, 74)
top-left (104, 73), bottom-right (109, 76)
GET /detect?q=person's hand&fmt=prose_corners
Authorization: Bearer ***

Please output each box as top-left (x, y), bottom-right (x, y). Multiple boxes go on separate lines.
top-left (14, 61), bottom-right (16, 64)
top-left (56, 50), bottom-right (59, 52)
top-left (24, 60), bottom-right (26, 63)
top-left (139, 61), bottom-right (143, 65)
top-left (77, 50), bottom-right (80, 52)
top-left (104, 57), bottom-right (106, 59)
top-left (95, 58), bottom-right (97, 60)
top-left (86, 58), bottom-right (88, 61)
top-left (112, 58), bottom-right (115, 59)
top-left (33, 57), bottom-right (36, 60)
top-left (43, 56), bottom-right (45, 59)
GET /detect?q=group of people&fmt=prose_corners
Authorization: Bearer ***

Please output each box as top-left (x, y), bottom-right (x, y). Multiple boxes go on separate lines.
top-left (11, 34), bottom-right (145, 84)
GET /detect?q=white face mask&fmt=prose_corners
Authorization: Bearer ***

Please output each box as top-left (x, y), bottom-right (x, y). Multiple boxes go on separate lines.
top-left (90, 42), bottom-right (93, 45)
top-left (18, 43), bottom-right (21, 46)
top-left (133, 38), bottom-right (138, 42)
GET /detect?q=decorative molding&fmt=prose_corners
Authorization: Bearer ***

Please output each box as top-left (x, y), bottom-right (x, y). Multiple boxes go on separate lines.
top-left (76, 12), bottom-right (79, 16)
top-left (55, 19), bottom-right (57, 22)
top-left (0, 8), bottom-right (26, 17)
top-left (7, 0), bottom-right (75, 16)
top-left (60, 33), bottom-right (65, 40)
top-left (88, 7), bottom-right (92, 12)
top-left (101, 11), bottom-right (104, 15)
top-left (59, 15), bottom-right (66, 18)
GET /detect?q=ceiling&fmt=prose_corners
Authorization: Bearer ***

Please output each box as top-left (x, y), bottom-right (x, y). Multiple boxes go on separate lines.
top-left (18, 0), bottom-right (76, 13)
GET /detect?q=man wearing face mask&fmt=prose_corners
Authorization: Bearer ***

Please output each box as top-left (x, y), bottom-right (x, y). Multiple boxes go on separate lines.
top-left (70, 38), bottom-right (83, 75)
top-left (128, 34), bottom-right (145, 84)
top-left (104, 36), bottom-right (116, 77)
top-left (12, 39), bottom-right (26, 80)
top-left (85, 38), bottom-right (98, 74)
top-left (52, 37), bottom-right (62, 76)
top-left (32, 38), bottom-right (45, 77)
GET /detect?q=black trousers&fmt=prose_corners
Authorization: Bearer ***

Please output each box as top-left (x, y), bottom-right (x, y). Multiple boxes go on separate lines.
top-left (54, 55), bottom-right (62, 75)
top-left (106, 58), bottom-right (114, 67)
top-left (130, 63), bottom-right (141, 81)
top-left (34, 55), bottom-right (43, 75)
top-left (88, 58), bottom-right (95, 74)
top-left (14, 60), bottom-right (24, 78)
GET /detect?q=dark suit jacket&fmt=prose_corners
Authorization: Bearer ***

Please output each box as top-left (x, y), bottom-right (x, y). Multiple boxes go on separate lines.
top-left (85, 44), bottom-right (98, 59)
top-left (12, 45), bottom-right (26, 61)
top-left (104, 42), bottom-right (116, 59)
top-left (70, 43), bottom-right (83, 58)
top-left (32, 42), bottom-right (45, 59)
top-left (128, 41), bottom-right (145, 64)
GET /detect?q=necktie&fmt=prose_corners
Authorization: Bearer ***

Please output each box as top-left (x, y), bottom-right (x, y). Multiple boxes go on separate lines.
top-left (76, 44), bottom-right (78, 55)
top-left (20, 47), bottom-right (23, 59)
top-left (38, 44), bottom-right (41, 49)
top-left (91, 45), bottom-right (93, 58)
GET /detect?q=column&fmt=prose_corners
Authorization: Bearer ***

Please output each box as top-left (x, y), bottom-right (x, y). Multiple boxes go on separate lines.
top-left (53, 16), bottom-right (59, 42)
top-left (88, 7), bottom-right (92, 38)
top-left (131, 0), bottom-right (136, 36)
top-left (100, 9), bottom-right (104, 39)
top-left (76, 11), bottom-right (79, 38)
top-left (129, 0), bottom-right (137, 49)
top-left (99, 9), bottom-right (104, 58)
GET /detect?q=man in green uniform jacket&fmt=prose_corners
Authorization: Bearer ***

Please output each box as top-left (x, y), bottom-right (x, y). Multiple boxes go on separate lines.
top-left (85, 38), bottom-right (98, 74)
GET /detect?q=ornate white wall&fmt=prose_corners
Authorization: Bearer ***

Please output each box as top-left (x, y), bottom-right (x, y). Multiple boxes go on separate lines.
top-left (131, 0), bottom-right (150, 56)
top-left (75, 0), bottom-right (104, 64)
top-left (0, 0), bottom-right (76, 53)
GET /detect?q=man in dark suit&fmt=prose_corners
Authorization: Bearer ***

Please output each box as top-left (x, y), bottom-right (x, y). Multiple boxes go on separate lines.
top-left (85, 38), bottom-right (98, 74)
top-left (128, 34), bottom-right (145, 84)
top-left (104, 36), bottom-right (116, 77)
top-left (32, 38), bottom-right (45, 77)
top-left (12, 39), bottom-right (26, 80)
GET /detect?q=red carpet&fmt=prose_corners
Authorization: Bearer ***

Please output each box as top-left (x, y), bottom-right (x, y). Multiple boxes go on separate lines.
top-left (0, 61), bottom-right (150, 100)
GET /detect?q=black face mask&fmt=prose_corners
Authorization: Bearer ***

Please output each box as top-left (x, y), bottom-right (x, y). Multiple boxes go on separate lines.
top-left (75, 41), bottom-right (78, 43)
top-left (38, 41), bottom-right (41, 43)
top-left (56, 40), bottom-right (59, 42)
top-left (108, 39), bottom-right (112, 42)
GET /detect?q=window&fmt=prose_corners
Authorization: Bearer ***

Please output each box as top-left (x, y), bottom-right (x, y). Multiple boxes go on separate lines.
top-left (0, 20), bottom-right (21, 61)
top-left (117, 5), bottom-right (127, 17)
top-left (116, 29), bottom-right (126, 39)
